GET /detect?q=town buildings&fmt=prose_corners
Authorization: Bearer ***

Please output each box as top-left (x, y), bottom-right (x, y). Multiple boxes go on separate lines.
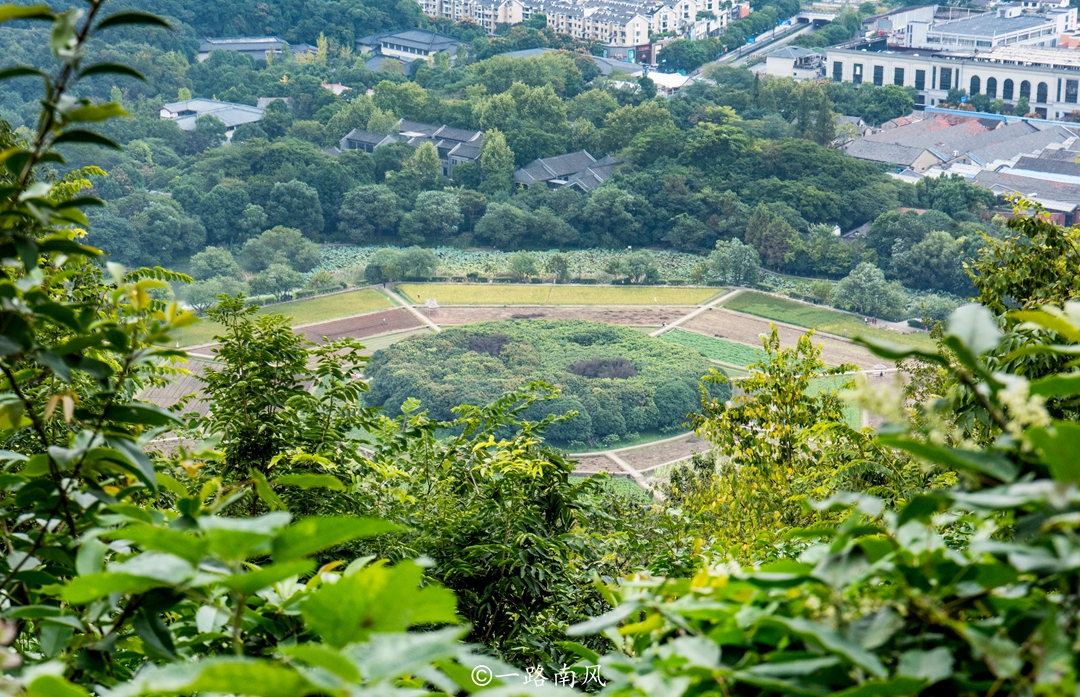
top-left (340, 120), bottom-right (484, 177)
top-left (514, 150), bottom-right (617, 191)
top-left (416, 0), bottom-right (746, 60)
top-left (197, 37), bottom-right (316, 62)
top-left (356, 30), bottom-right (464, 64)
top-left (159, 99), bottom-right (264, 136)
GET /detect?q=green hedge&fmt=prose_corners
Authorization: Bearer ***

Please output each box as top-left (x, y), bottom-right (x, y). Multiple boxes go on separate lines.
top-left (364, 320), bottom-right (729, 445)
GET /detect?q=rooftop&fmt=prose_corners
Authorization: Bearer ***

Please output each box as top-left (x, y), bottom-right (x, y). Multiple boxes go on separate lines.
top-left (929, 13), bottom-right (1051, 37)
top-left (357, 29), bottom-right (462, 52)
top-left (768, 46), bottom-right (818, 59)
top-left (974, 169), bottom-right (1080, 208)
top-left (199, 36), bottom-right (289, 52)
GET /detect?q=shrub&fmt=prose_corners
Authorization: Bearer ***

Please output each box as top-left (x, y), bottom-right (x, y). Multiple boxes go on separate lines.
top-left (568, 356), bottom-right (638, 379)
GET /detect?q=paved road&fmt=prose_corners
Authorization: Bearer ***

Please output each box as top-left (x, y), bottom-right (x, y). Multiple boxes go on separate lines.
top-left (699, 23), bottom-right (815, 72)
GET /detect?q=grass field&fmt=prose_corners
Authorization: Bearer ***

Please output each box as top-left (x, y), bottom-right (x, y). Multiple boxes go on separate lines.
top-left (175, 289), bottom-right (393, 347)
top-left (661, 329), bottom-right (767, 366)
top-left (395, 283), bottom-right (720, 306)
top-left (723, 291), bottom-right (937, 351)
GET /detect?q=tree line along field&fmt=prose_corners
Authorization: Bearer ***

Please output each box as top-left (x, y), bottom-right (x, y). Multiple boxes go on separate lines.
top-left (722, 290), bottom-right (938, 351)
top-left (395, 283), bottom-right (721, 306)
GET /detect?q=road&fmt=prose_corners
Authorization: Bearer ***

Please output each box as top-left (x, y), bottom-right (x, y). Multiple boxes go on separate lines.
top-left (698, 22), bottom-right (816, 72)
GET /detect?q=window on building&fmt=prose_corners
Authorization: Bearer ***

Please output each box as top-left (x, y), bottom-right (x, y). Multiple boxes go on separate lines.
top-left (833, 61), bottom-right (843, 82)
top-left (939, 67), bottom-right (952, 91)
top-left (894, 67), bottom-right (904, 86)
top-left (853, 63), bottom-right (863, 85)
top-left (915, 69), bottom-right (926, 91)
top-left (873, 65), bottom-right (883, 86)
top-left (1067, 79), bottom-right (1078, 104)
top-left (1037, 81), bottom-right (1048, 103)
top-left (970, 75), bottom-right (980, 94)
top-left (1003, 78), bottom-right (1014, 100)
top-left (986, 77), bottom-right (997, 99)
top-left (1020, 80), bottom-right (1031, 99)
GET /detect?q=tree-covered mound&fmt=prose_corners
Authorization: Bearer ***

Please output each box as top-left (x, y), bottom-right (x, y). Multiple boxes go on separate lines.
top-left (365, 320), bottom-right (729, 445)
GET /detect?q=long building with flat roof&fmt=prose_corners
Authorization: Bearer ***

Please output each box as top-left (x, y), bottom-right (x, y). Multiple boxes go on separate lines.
top-left (827, 40), bottom-right (1080, 119)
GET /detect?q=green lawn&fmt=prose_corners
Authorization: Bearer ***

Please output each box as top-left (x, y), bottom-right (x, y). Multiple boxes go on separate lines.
top-left (175, 289), bottom-right (393, 347)
top-left (723, 291), bottom-right (937, 351)
top-left (661, 329), bottom-right (767, 366)
top-left (395, 283), bottom-right (720, 306)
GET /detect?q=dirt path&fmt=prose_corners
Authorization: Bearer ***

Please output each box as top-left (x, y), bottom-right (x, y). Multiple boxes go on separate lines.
top-left (651, 289), bottom-right (744, 337)
top-left (683, 308), bottom-right (881, 369)
top-left (383, 287), bottom-right (441, 332)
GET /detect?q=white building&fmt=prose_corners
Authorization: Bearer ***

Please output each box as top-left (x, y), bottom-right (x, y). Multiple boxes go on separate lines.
top-left (828, 40), bottom-right (1080, 119)
top-left (904, 7), bottom-right (1071, 50)
top-left (764, 46), bottom-right (824, 80)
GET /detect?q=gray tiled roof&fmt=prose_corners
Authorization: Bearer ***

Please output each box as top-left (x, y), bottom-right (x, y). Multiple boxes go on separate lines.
top-left (975, 169), bottom-right (1080, 207)
top-left (199, 36), bottom-right (288, 53)
top-left (845, 139), bottom-right (940, 166)
top-left (514, 150), bottom-right (616, 189)
top-left (364, 55), bottom-right (403, 72)
top-left (161, 99), bottom-right (264, 131)
top-left (397, 120), bottom-right (440, 137)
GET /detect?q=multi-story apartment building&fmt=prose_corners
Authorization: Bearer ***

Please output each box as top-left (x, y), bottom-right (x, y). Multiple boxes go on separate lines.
top-left (417, 0), bottom-right (731, 51)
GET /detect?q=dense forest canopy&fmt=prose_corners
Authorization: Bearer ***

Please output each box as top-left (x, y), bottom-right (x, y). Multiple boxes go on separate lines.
top-left (364, 320), bottom-right (729, 445)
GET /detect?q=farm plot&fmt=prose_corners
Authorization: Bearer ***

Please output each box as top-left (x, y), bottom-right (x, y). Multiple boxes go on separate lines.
top-left (568, 454), bottom-right (625, 474)
top-left (296, 307), bottom-right (421, 343)
top-left (616, 434), bottom-right (711, 472)
top-left (430, 305), bottom-right (692, 327)
top-left (682, 308), bottom-right (880, 369)
top-left (723, 291), bottom-right (936, 351)
top-left (661, 329), bottom-right (767, 366)
top-left (176, 289), bottom-right (393, 347)
top-left (395, 283), bottom-right (720, 306)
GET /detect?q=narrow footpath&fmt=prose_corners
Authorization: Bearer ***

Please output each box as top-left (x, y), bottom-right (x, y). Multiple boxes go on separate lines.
top-left (384, 287), bottom-right (442, 332)
top-left (650, 288), bottom-right (743, 337)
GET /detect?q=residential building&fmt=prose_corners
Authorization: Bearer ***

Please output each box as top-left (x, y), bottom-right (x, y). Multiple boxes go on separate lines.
top-left (159, 99), bottom-right (264, 136)
top-left (827, 39), bottom-right (1080, 118)
top-left (764, 46), bottom-right (824, 80)
top-left (416, 0), bottom-right (733, 58)
top-left (356, 30), bottom-right (464, 64)
top-left (339, 120), bottom-right (484, 177)
top-left (197, 37), bottom-right (293, 62)
top-left (974, 168), bottom-right (1080, 222)
top-left (514, 150), bottom-right (617, 191)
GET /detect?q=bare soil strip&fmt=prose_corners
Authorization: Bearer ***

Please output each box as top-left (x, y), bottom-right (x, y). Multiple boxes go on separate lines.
top-left (429, 305), bottom-right (694, 327)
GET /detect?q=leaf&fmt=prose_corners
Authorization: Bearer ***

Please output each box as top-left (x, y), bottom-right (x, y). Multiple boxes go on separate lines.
top-left (896, 493), bottom-right (953, 526)
top-left (75, 537), bottom-right (107, 576)
top-left (1026, 422), bottom-right (1080, 483)
top-left (51, 130), bottom-right (120, 150)
top-left (94, 11), bottom-right (171, 30)
top-left (219, 560), bottom-right (314, 596)
top-left (133, 608), bottom-right (179, 660)
top-left (0, 66), bottom-right (46, 81)
top-left (104, 402), bottom-right (177, 427)
top-left (301, 561), bottom-right (456, 648)
top-left (898, 647), bottom-right (953, 684)
top-left (111, 525), bottom-right (207, 565)
top-left (199, 512), bottom-right (291, 561)
top-left (555, 641), bottom-right (601, 664)
top-left (78, 63), bottom-right (146, 81)
top-left (278, 644), bottom-right (360, 682)
top-left (963, 629), bottom-right (1023, 679)
top-left (0, 5), bottom-right (52, 24)
top-left (26, 675), bottom-right (89, 697)
top-left (352, 627), bottom-right (466, 683)
top-left (272, 473), bottom-right (346, 491)
top-left (877, 434), bottom-right (1018, 483)
top-left (272, 517), bottom-right (399, 562)
top-left (252, 470), bottom-right (286, 512)
top-left (105, 437), bottom-right (158, 491)
top-left (947, 303), bottom-right (1003, 356)
top-left (745, 657), bottom-right (840, 677)
top-left (849, 607), bottom-right (903, 650)
top-left (60, 572), bottom-right (169, 604)
top-left (566, 602), bottom-right (641, 636)
top-left (65, 102), bottom-right (127, 124)
top-left (1030, 372), bottom-right (1080, 398)
top-left (852, 334), bottom-right (947, 366)
top-left (757, 617), bottom-right (887, 678)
